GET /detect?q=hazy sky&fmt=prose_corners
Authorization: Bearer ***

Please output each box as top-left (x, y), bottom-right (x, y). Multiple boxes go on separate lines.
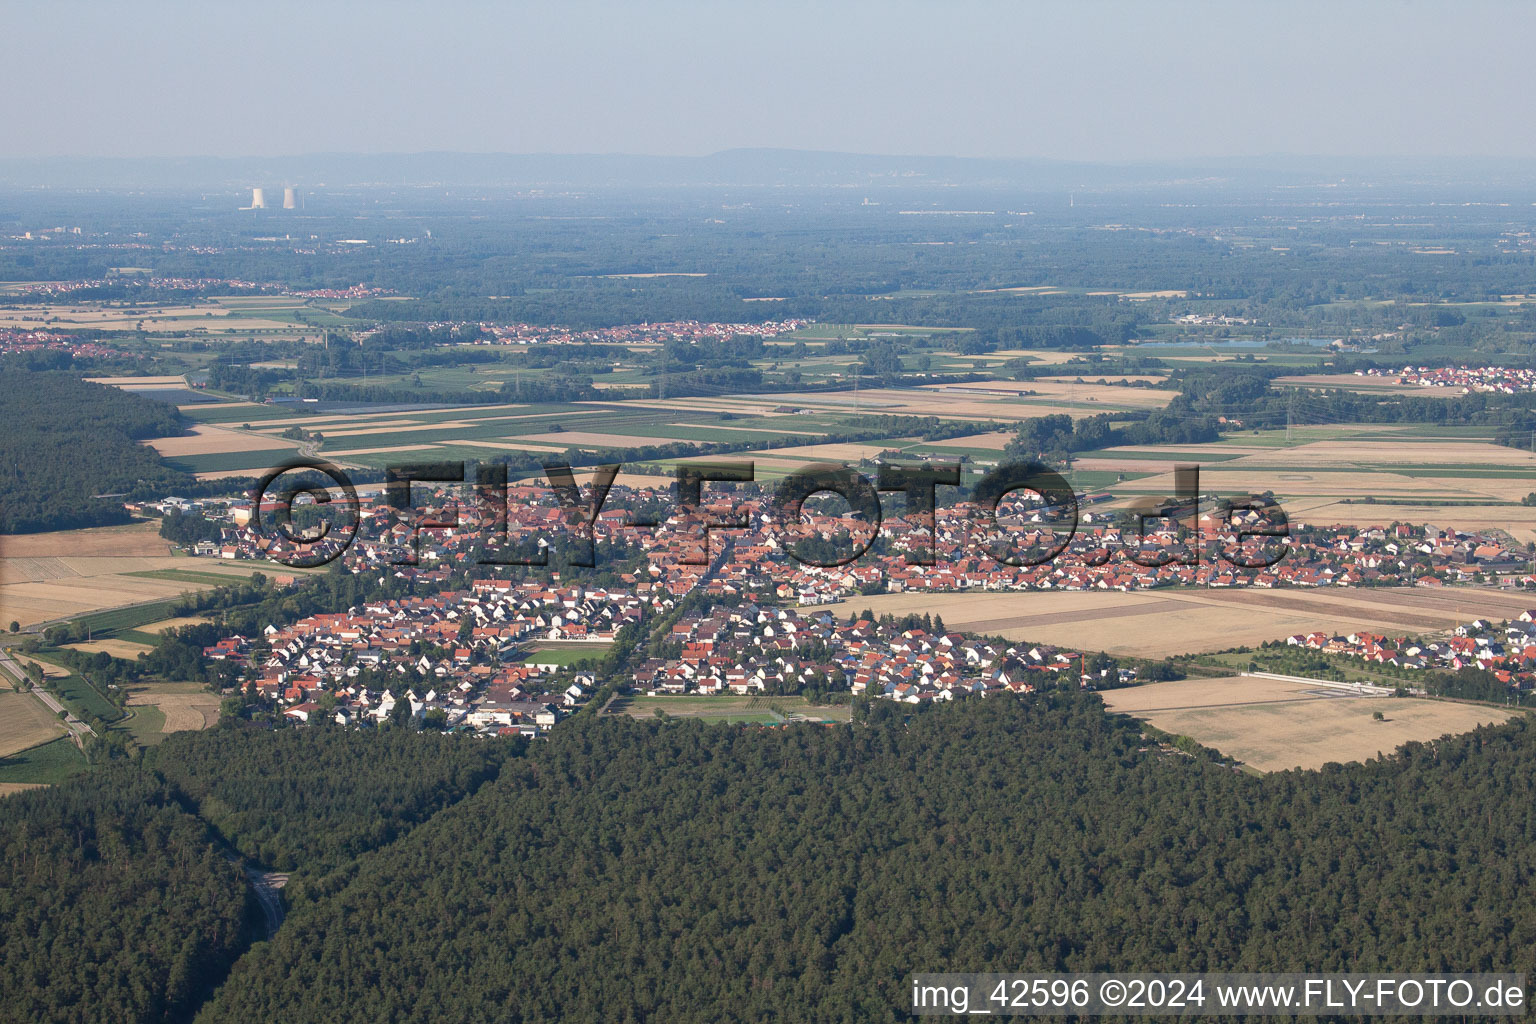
top-left (5, 0), bottom-right (1533, 161)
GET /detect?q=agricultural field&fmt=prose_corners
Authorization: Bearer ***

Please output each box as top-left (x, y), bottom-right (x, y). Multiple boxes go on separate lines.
top-left (820, 585), bottom-right (1536, 659)
top-left (146, 423), bottom-right (301, 459)
top-left (64, 638), bottom-right (156, 659)
top-left (33, 660), bottom-right (121, 723)
top-left (608, 694), bottom-right (851, 724)
top-left (155, 392), bottom-right (991, 478)
top-left (122, 681), bottom-right (221, 738)
top-left (0, 521), bottom-right (295, 630)
top-left (1101, 675), bottom-right (1521, 772)
top-left (0, 690), bottom-right (67, 758)
top-left (1272, 373), bottom-right (1460, 397)
top-left (0, 735), bottom-right (88, 785)
top-left (1086, 432), bottom-right (1536, 541)
top-left (5, 294), bottom-right (357, 343)
top-left (137, 616), bottom-right (211, 634)
top-left (710, 384), bottom-right (1171, 422)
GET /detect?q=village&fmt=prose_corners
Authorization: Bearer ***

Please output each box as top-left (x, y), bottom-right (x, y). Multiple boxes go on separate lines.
top-left (1368, 364), bottom-right (1536, 394)
top-left (1286, 611), bottom-right (1536, 689)
top-left (151, 473), bottom-right (1536, 732)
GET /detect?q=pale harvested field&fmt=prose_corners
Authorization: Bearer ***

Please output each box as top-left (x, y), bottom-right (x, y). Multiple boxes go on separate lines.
top-left (459, 409), bottom-right (605, 423)
top-left (1228, 439), bottom-right (1536, 469)
top-left (0, 521), bottom-right (169, 558)
top-left (278, 417), bottom-right (432, 433)
top-left (1031, 374), bottom-right (1168, 385)
top-left (126, 691), bottom-right (222, 733)
top-left (569, 471), bottom-right (676, 490)
top-left (327, 443), bottom-right (457, 457)
top-left (140, 616), bottom-right (210, 634)
top-left (1102, 675), bottom-right (1519, 771)
top-left (85, 375), bottom-right (187, 387)
top-left (518, 431), bottom-right (678, 447)
top-left (578, 398), bottom-right (797, 417)
top-left (991, 349), bottom-right (1078, 364)
top-left (925, 432), bottom-right (1014, 450)
top-left (1100, 443), bottom-right (1277, 458)
top-left (194, 469), bottom-right (269, 481)
top-left (0, 552), bottom-right (279, 628)
top-left (0, 691), bottom-right (67, 756)
top-left (1117, 466), bottom-right (1534, 504)
top-left (733, 440), bottom-right (919, 462)
top-left (255, 406), bottom-right (600, 429)
top-left (306, 420), bottom-right (478, 438)
top-left (64, 638), bottom-right (155, 659)
top-left (1086, 289), bottom-right (1189, 299)
top-left (0, 783), bottom-right (49, 798)
top-left (921, 380), bottom-right (1175, 409)
top-left (1273, 373), bottom-right (1447, 396)
top-left (303, 411), bottom-right (602, 439)
top-left (1283, 497), bottom-right (1536, 545)
top-left (1070, 456), bottom-right (1199, 474)
top-left (667, 454), bottom-right (818, 474)
top-left (819, 586), bottom-right (1536, 658)
top-left (445, 439), bottom-right (581, 453)
top-left (670, 422), bottom-right (825, 437)
top-left (0, 524), bottom-right (184, 626)
top-left (0, 306), bottom-right (291, 331)
top-left (148, 425), bottom-right (300, 457)
top-left (179, 400), bottom-right (263, 413)
top-left (783, 389), bottom-right (1130, 421)
top-left (13, 654), bottom-right (68, 678)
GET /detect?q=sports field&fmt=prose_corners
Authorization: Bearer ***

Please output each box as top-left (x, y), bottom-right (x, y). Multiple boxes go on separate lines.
top-left (521, 642), bottom-right (612, 667)
top-left (1102, 675), bottom-right (1521, 771)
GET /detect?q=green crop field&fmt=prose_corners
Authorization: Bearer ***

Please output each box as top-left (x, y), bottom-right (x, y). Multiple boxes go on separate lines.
top-left (610, 695), bottom-right (853, 723)
top-left (180, 403), bottom-right (298, 424)
top-left (0, 736), bottom-right (89, 785)
top-left (69, 599), bottom-right (190, 636)
top-left (46, 671), bottom-right (121, 724)
top-left (115, 704), bottom-right (168, 746)
top-left (166, 450), bottom-right (290, 474)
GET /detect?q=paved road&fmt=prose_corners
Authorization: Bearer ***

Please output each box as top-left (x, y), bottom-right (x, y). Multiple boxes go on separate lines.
top-left (245, 868), bottom-right (289, 938)
top-left (1241, 671), bottom-right (1397, 697)
top-left (0, 647), bottom-right (95, 742)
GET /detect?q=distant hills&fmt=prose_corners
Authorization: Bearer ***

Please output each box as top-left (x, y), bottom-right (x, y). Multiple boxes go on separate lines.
top-left (4, 149), bottom-right (1536, 190)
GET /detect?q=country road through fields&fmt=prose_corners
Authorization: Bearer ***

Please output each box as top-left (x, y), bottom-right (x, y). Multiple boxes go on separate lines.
top-left (0, 647), bottom-right (95, 742)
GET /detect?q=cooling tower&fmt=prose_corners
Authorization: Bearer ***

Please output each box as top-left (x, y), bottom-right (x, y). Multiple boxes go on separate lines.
top-left (250, 187), bottom-right (267, 209)
top-left (283, 187), bottom-right (298, 210)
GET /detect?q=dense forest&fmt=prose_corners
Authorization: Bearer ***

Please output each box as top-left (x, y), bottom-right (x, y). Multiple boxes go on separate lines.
top-left (0, 729), bottom-right (523, 1023)
top-left (0, 372), bottom-right (191, 532)
top-left (2, 697), bottom-right (1535, 1021)
top-left (7, 181), bottom-right (1536, 336)
top-left (147, 728), bottom-right (519, 873)
top-left (188, 699), bottom-right (1536, 1022)
top-left (0, 771), bottom-right (248, 1024)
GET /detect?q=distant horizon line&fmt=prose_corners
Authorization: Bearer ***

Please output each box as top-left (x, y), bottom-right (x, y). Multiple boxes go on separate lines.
top-left (6, 148), bottom-right (1536, 166)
